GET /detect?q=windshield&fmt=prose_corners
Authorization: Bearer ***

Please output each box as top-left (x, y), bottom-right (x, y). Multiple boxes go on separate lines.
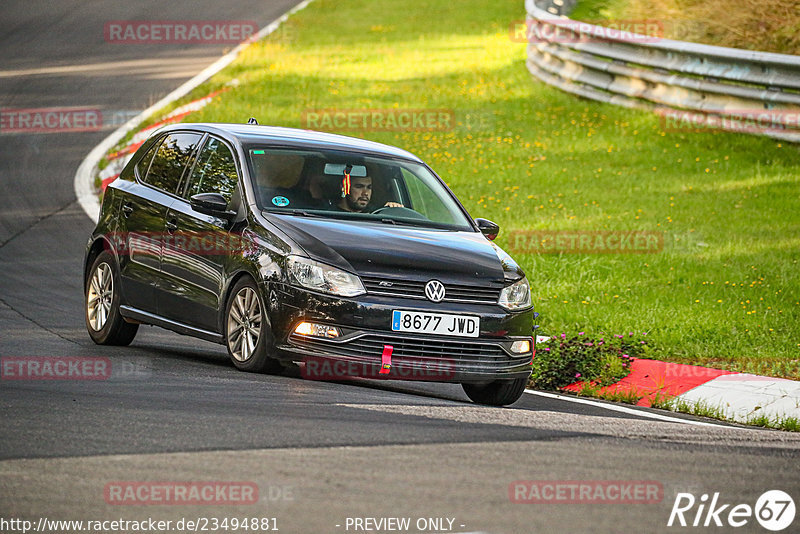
top-left (245, 146), bottom-right (473, 231)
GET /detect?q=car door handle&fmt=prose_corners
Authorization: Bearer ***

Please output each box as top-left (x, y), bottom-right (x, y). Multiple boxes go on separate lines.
top-left (165, 220), bottom-right (178, 233)
top-left (121, 203), bottom-right (134, 217)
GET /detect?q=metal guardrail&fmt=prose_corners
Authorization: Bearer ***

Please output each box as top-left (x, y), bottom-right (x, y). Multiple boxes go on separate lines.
top-left (524, 0), bottom-right (800, 143)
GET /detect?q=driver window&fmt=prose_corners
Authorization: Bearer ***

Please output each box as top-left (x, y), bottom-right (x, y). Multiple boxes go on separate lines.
top-left (402, 168), bottom-right (454, 223)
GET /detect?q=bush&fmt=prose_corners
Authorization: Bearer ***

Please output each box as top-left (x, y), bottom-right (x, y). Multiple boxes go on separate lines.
top-left (530, 331), bottom-right (649, 390)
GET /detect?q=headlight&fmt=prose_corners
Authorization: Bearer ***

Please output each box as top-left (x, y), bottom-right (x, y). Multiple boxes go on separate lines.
top-left (287, 256), bottom-right (365, 297)
top-left (498, 277), bottom-right (531, 311)
top-left (510, 339), bottom-right (532, 354)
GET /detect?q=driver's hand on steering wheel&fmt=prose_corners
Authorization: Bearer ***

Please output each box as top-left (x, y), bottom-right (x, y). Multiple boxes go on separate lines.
top-left (383, 201), bottom-right (403, 208)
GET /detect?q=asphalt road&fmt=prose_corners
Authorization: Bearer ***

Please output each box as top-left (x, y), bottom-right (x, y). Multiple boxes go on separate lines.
top-left (0, 2), bottom-right (798, 533)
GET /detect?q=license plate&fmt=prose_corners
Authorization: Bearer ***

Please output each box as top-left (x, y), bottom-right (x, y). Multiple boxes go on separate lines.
top-left (391, 310), bottom-right (479, 338)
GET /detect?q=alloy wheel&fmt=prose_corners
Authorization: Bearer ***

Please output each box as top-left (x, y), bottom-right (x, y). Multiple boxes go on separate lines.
top-left (87, 262), bottom-right (113, 331)
top-left (227, 286), bottom-right (262, 362)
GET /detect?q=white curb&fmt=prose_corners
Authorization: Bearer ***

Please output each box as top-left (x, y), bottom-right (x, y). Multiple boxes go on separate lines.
top-left (679, 373), bottom-right (800, 423)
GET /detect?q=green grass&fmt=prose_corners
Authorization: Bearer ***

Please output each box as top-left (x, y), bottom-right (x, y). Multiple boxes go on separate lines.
top-left (647, 393), bottom-right (800, 431)
top-left (577, 382), bottom-right (644, 405)
top-left (672, 398), bottom-right (728, 420)
top-left (146, 0), bottom-right (799, 379)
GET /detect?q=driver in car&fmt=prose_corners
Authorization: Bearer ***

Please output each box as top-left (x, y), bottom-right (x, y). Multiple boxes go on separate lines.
top-left (337, 175), bottom-right (403, 212)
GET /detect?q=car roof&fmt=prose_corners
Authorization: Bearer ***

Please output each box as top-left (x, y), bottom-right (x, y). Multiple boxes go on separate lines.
top-left (160, 123), bottom-right (423, 162)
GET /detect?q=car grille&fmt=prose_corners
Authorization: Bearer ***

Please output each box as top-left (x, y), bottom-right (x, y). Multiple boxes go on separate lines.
top-left (361, 276), bottom-right (501, 305)
top-left (288, 332), bottom-right (530, 371)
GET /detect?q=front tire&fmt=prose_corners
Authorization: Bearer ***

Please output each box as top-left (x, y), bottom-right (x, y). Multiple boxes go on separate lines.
top-left (225, 277), bottom-right (282, 373)
top-left (85, 251), bottom-right (138, 345)
top-left (462, 377), bottom-right (527, 406)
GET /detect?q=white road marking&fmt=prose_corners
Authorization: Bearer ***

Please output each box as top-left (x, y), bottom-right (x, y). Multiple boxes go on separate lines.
top-left (524, 389), bottom-right (733, 428)
top-left (0, 58), bottom-right (217, 78)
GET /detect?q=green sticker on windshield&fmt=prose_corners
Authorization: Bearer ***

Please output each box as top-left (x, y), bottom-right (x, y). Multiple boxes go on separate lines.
top-left (252, 149), bottom-right (265, 155)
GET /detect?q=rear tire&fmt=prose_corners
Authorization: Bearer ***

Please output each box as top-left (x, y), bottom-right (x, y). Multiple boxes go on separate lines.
top-left (85, 251), bottom-right (138, 345)
top-left (462, 377), bottom-right (527, 406)
top-left (225, 277), bottom-right (282, 374)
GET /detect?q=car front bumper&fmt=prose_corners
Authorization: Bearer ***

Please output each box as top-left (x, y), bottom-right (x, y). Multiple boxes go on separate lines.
top-left (268, 283), bottom-right (534, 383)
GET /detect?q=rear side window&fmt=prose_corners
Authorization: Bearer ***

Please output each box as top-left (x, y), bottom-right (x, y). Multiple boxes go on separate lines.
top-left (184, 137), bottom-right (239, 204)
top-left (142, 132), bottom-right (203, 194)
top-left (135, 139), bottom-right (160, 179)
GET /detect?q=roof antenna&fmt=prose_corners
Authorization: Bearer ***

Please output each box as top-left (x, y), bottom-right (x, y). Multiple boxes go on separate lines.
top-left (247, 117), bottom-right (258, 125)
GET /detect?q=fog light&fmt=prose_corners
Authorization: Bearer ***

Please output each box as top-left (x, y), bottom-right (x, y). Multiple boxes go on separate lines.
top-left (510, 339), bottom-right (531, 354)
top-left (294, 322), bottom-right (340, 338)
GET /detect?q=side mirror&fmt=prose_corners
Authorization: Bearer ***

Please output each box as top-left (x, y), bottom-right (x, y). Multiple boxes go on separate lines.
top-left (475, 218), bottom-right (500, 241)
top-left (190, 192), bottom-right (236, 220)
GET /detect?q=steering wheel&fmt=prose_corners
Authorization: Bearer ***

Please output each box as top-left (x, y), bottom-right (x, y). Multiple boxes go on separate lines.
top-left (371, 206), bottom-right (428, 220)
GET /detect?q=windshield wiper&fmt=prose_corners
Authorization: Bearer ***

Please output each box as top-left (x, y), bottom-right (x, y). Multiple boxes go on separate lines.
top-left (377, 217), bottom-right (439, 229)
top-left (264, 209), bottom-right (321, 218)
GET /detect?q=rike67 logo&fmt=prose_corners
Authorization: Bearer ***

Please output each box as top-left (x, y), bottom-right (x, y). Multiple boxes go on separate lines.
top-left (668, 490), bottom-right (795, 531)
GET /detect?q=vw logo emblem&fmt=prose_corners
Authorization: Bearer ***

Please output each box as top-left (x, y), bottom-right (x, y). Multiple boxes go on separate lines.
top-left (424, 280), bottom-right (446, 303)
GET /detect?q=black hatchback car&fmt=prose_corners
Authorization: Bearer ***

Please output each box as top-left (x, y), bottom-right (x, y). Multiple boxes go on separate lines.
top-left (85, 123), bottom-right (535, 405)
